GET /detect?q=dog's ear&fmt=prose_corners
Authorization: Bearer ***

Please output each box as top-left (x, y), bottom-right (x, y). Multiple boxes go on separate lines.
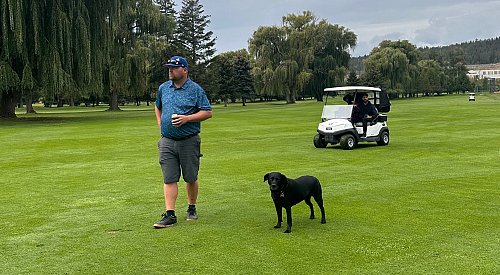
top-left (264, 173), bottom-right (269, 182)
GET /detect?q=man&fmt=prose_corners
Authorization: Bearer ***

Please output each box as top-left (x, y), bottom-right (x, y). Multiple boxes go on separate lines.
top-left (352, 92), bottom-right (378, 137)
top-left (153, 56), bottom-right (212, 228)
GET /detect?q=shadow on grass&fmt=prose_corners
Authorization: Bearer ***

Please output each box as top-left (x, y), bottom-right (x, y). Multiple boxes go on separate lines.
top-left (2, 108), bottom-right (153, 125)
top-left (0, 116), bottom-right (96, 127)
top-left (323, 143), bottom-right (383, 150)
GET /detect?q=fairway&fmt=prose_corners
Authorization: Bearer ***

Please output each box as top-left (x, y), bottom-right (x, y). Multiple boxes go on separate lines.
top-left (1, 94), bottom-right (499, 274)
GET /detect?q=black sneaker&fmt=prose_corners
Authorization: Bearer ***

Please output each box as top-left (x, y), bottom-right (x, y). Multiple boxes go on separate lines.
top-left (186, 208), bottom-right (198, 221)
top-left (153, 212), bottom-right (177, 228)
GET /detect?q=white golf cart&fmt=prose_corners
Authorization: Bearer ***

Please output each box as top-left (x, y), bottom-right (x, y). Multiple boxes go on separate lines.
top-left (313, 86), bottom-right (391, 150)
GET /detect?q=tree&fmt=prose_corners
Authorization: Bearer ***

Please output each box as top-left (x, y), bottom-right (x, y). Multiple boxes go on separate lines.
top-left (208, 50), bottom-right (254, 106)
top-left (249, 25), bottom-right (287, 101)
top-left (1, 0), bottom-right (27, 117)
top-left (232, 52), bottom-right (254, 106)
top-left (439, 47), bottom-right (472, 94)
top-left (417, 60), bottom-right (445, 95)
top-left (177, 0), bottom-right (216, 80)
top-left (0, 0), bottom-right (176, 116)
top-left (102, 0), bottom-right (175, 111)
top-left (346, 71), bottom-right (360, 86)
top-left (21, 65), bottom-right (37, 113)
top-left (0, 62), bottom-right (20, 118)
top-left (362, 40), bottom-right (419, 96)
top-left (249, 11), bottom-right (355, 103)
top-left (308, 20), bottom-right (356, 101)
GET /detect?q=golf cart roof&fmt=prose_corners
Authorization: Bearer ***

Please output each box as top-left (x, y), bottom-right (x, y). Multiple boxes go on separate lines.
top-left (324, 86), bottom-right (381, 93)
top-left (322, 85), bottom-right (391, 113)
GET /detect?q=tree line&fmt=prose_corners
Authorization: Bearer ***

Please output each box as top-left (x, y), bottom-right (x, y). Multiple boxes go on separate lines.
top-left (351, 36), bottom-right (500, 97)
top-left (1, 1), bottom-right (490, 118)
top-left (1, 0), bottom-right (215, 118)
top-left (420, 36), bottom-right (500, 65)
top-left (358, 40), bottom-right (473, 98)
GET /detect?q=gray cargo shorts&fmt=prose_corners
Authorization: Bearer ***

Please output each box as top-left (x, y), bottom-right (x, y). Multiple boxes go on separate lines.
top-left (158, 134), bottom-right (201, 184)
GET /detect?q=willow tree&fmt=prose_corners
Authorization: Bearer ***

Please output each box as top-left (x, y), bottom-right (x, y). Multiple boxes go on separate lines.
top-left (150, 0), bottom-right (178, 98)
top-left (0, 0), bottom-right (24, 117)
top-left (1, 0), bottom-right (175, 116)
top-left (21, 65), bottom-right (36, 113)
top-left (128, 36), bottom-right (157, 105)
top-left (153, 0), bottom-right (179, 53)
top-left (308, 20), bottom-right (356, 101)
top-left (363, 47), bottom-right (410, 93)
top-left (249, 13), bottom-right (312, 104)
top-left (71, 1), bottom-right (92, 106)
top-left (362, 40), bottom-right (419, 96)
top-left (103, 0), bottom-right (175, 110)
top-left (0, 62), bottom-right (20, 118)
top-left (249, 26), bottom-right (287, 101)
top-left (249, 11), bottom-right (355, 103)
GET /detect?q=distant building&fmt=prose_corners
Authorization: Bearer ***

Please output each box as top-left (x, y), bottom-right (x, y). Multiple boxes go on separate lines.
top-left (466, 63), bottom-right (500, 79)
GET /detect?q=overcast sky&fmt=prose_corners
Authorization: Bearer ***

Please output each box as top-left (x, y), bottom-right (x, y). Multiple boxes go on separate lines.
top-left (173, 0), bottom-right (500, 57)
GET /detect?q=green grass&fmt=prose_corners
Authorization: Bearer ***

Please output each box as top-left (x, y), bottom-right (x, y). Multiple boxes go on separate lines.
top-left (1, 94), bottom-right (499, 274)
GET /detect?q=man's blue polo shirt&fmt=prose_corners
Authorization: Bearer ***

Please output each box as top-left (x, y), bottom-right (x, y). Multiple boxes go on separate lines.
top-left (156, 78), bottom-right (211, 139)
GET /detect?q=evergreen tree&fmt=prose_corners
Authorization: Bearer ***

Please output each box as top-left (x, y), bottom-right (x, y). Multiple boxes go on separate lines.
top-left (346, 71), bottom-right (360, 86)
top-left (153, 0), bottom-right (176, 15)
top-left (177, 0), bottom-right (216, 79)
top-left (153, 0), bottom-right (180, 54)
top-left (209, 50), bottom-right (253, 106)
top-left (232, 52), bottom-right (254, 106)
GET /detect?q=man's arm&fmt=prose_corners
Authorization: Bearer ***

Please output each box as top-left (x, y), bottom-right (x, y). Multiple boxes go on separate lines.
top-left (155, 106), bottom-right (162, 128)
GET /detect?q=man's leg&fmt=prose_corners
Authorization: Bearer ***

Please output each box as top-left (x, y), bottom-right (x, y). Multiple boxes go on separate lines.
top-left (153, 182), bottom-right (179, 228)
top-left (180, 135), bottom-right (201, 220)
top-left (154, 138), bottom-right (181, 228)
top-left (362, 117), bottom-right (368, 136)
top-left (164, 182), bottom-right (178, 210)
top-left (186, 180), bottom-right (198, 205)
top-left (186, 180), bottom-right (199, 220)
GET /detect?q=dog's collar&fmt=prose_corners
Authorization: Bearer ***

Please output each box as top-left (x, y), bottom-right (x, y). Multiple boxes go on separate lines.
top-left (279, 191), bottom-right (285, 197)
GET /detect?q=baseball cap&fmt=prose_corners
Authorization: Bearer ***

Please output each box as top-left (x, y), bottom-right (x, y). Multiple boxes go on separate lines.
top-left (164, 56), bottom-right (188, 68)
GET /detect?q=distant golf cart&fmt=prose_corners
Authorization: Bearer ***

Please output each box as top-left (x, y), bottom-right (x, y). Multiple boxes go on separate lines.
top-left (313, 86), bottom-right (391, 150)
top-left (469, 92), bottom-right (476, 101)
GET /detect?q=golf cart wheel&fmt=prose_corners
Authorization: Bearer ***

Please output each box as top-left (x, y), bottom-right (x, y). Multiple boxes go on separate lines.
top-left (377, 131), bottom-right (390, 146)
top-left (340, 134), bottom-right (356, 150)
top-left (313, 134), bottom-right (327, 148)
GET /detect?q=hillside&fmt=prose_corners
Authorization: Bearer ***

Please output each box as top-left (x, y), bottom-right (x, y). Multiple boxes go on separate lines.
top-left (349, 36), bottom-right (500, 73)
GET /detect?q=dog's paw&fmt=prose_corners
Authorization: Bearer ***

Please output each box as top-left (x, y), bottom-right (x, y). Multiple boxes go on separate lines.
top-left (274, 224), bottom-right (281, 229)
top-left (283, 229), bottom-right (291, 233)
top-left (310, 215), bottom-right (315, 219)
top-left (321, 219), bottom-right (326, 224)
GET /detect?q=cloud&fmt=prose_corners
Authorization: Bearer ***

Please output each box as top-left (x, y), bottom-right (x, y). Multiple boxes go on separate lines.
top-left (172, 0), bottom-right (500, 56)
top-left (414, 1), bottom-right (500, 47)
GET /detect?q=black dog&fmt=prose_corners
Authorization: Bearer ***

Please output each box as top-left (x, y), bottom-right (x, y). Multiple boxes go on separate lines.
top-left (264, 172), bottom-right (326, 233)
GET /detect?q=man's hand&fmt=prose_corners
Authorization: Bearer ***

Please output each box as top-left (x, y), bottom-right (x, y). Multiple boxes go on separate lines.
top-left (172, 115), bottom-right (189, 127)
